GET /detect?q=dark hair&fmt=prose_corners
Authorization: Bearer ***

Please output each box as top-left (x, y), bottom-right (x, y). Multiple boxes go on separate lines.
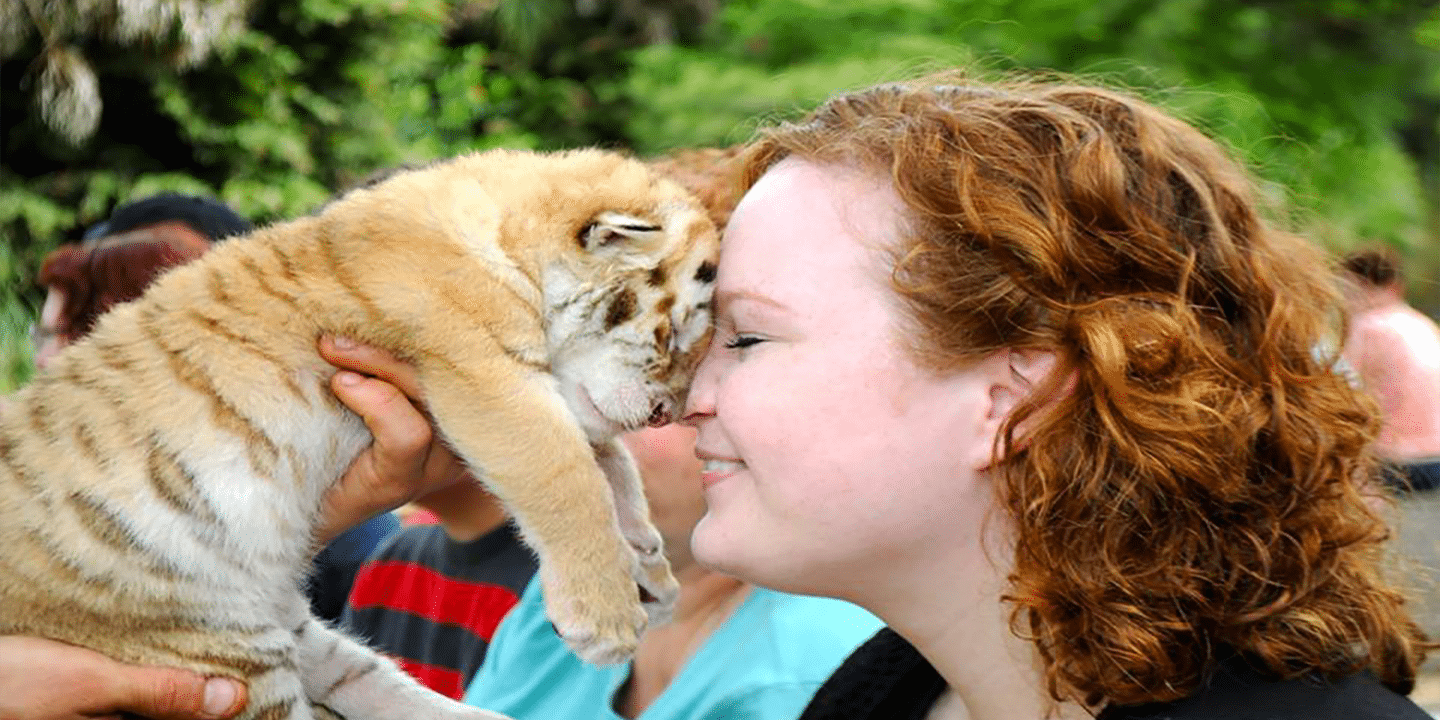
top-left (87, 193), bottom-right (252, 244)
top-left (39, 228), bottom-right (211, 342)
top-left (1342, 247), bottom-right (1404, 288)
top-left (744, 74), bottom-right (1425, 707)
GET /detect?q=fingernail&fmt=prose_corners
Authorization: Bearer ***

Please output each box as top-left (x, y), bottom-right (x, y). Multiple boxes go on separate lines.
top-left (332, 336), bottom-right (357, 350)
top-left (203, 678), bottom-right (240, 716)
top-left (335, 370), bottom-right (363, 386)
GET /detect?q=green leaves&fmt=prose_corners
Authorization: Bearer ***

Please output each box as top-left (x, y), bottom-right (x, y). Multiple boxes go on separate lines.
top-left (624, 0), bottom-right (1439, 256)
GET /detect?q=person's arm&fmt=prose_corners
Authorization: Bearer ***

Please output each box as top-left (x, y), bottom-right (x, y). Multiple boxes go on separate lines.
top-left (0, 637), bottom-right (246, 720)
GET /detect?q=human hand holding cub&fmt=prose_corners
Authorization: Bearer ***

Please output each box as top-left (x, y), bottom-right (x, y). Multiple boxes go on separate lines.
top-left (315, 335), bottom-right (474, 544)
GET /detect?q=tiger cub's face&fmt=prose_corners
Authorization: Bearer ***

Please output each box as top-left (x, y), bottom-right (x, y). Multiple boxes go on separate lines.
top-left (545, 209), bottom-right (719, 442)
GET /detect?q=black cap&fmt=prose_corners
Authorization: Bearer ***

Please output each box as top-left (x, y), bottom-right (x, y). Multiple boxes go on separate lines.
top-left (85, 193), bottom-right (253, 245)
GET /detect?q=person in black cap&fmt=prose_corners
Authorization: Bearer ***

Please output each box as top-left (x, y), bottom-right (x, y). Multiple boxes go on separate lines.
top-left (82, 192), bottom-right (254, 245)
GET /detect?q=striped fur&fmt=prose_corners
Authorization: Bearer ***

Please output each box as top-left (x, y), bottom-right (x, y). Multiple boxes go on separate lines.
top-left (0, 148), bottom-right (720, 720)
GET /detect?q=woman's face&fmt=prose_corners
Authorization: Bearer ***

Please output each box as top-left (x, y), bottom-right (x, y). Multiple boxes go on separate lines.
top-left (32, 287), bottom-right (68, 371)
top-left (682, 158), bottom-right (1008, 602)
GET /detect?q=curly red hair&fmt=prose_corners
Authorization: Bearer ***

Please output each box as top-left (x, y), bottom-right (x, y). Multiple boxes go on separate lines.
top-left (741, 75), bottom-right (1427, 707)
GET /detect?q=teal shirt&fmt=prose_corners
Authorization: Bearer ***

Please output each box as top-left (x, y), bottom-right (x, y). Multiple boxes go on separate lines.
top-left (463, 577), bottom-right (881, 720)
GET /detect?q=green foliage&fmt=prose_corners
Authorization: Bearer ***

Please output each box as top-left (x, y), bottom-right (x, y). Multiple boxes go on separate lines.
top-left (625, 0), bottom-right (1439, 256)
top-left (1, 0), bottom-right (548, 389)
top-left (0, 233), bottom-right (38, 394)
top-left (624, 37), bottom-right (974, 152)
top-left (3, 0), bottom-right (1439, 388)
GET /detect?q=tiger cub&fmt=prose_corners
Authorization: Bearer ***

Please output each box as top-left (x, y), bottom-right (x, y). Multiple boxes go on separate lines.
top-left (0, 148), bottom-right (720, 720)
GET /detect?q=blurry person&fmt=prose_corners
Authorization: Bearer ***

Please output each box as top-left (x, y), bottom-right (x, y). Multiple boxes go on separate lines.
top-left (82, 192), bottom-right (253, 246)
top-left (340, 481), bottom-right (532, 699)
top-left (1341, 247), bottom-right (1440, 492)
top-left (1342, 247), bottom-right (1440, 675)
top-left (33, 228), bottom-right (211, 370)
top-left (32, 193), bottom-right (252, 370)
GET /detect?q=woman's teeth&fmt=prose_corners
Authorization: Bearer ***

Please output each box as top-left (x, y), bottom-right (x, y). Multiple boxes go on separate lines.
top-left (703, 459), bottom-right (746, 473)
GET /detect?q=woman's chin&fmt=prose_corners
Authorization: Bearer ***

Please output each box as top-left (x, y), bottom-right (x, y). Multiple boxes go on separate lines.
top-left (689, 514), bottom-right (739, 572)
top-left (690, 513), bottom-right (780, 587)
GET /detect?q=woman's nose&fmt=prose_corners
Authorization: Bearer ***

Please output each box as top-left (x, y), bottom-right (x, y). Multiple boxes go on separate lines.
top-left (680, 354), bottom-right (718, 426)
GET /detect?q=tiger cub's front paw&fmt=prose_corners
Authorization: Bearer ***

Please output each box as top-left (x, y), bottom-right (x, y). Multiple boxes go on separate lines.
top-left (632, 542), bottom-right (678, 626)
top-left (541, 565), bottom-right (648, 666)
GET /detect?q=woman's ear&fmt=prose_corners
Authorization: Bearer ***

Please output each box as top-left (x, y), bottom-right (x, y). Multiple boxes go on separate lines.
top-left (988, 349), bottom-right (1060, 421)
top-left (979, 349), bottom-right (1064, 469)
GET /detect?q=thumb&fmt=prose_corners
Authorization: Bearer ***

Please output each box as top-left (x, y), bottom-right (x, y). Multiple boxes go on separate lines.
top-left (99, 665), bottom-right (247, 720)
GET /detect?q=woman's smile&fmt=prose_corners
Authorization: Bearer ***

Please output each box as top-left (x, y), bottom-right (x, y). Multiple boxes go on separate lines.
top-left (698, 455), bottom-right (746, 489)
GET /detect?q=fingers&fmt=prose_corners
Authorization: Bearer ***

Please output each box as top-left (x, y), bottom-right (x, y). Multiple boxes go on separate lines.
top-left (315, 335), bottom-right (471, 544)
top-left (330, 370), bottom-right (434, 471)
top-left (317, 371), bottom-right (436, 542)
top-left (98, 666), bottom-right (247, 720)
top-left (317, 336), bottom-right (423, 399)
top-left (0, 636), bottom-right (247, 720)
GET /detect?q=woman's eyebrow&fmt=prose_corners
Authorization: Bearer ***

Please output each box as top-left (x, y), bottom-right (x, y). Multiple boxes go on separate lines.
top-left (715, 289), bottom-right (790, 314)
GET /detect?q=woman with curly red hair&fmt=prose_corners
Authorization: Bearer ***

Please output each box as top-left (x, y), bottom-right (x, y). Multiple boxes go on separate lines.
top-left (679, 75), bottom-right (1430, 719)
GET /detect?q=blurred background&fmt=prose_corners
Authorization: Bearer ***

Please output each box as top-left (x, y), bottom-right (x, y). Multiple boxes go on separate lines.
top-left (3, 0), bottom-right (1438, 392)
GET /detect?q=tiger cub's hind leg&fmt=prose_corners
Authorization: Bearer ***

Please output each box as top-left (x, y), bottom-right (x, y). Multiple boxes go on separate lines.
top-left (293, 618), bottom-right (513, 720)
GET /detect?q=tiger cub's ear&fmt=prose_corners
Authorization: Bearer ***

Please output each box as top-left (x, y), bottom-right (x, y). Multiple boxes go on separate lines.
top-left (580, 211), bottom-right (663, 253)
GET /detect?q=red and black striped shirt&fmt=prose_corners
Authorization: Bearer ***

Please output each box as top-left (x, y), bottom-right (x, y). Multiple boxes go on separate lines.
top-left (341, 522), bottom-right (538, 699)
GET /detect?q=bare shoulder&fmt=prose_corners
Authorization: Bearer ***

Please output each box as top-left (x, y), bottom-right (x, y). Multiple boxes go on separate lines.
top-left (1351, 307), bottom-right (1440, 357)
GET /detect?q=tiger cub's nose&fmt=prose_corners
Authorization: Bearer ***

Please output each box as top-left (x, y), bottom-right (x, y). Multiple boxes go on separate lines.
top-left (647, 402), bottom-right (672, 428)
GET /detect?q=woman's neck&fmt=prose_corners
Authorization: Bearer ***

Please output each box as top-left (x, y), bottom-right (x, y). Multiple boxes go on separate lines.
top-left (903, 598), bottom-right (1071, 720)
top-left (614, 563), bottom-right (751, 719)
top-left (861, 550), bottom-right (1088, 720)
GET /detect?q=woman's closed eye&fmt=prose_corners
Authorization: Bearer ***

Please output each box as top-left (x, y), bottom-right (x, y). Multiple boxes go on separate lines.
top-left (722, 333), bottom-right (764, 350)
